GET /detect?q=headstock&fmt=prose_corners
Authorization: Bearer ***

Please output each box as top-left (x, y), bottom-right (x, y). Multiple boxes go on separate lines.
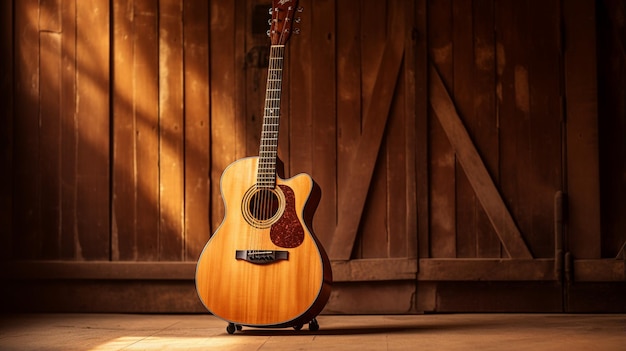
top-left (268, 0), bottom-right (302, 45)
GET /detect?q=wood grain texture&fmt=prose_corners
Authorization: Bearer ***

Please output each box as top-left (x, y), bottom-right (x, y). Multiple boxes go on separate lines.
top-left (414, 0), bottom-right (429, 260)
top-left (75, 0), bottom-right (110, 260)
top-left (429, 63), bottom-right (532, 259)
top-left (428, 0), bottom-right (456, 259)
top-left (158, 0), bottom-right (185, 260)
top-left (330, 0), bottom-right (406, 260)
top-left (39, 0), bottom-right (62, 259)
top-left (563, 0), bottom-right (602, 259)
top-left (59, 0), bottom-right (78, 259)
top-left (13, 0), bottom-right (41, 259)
top-left (209, 0), bottom-right (239, 232)
top-left (597, 0), bottom-right (626, 259)
top-left (112, 0), bottom-right (136, 260)
top-left (471, 0), bottom-right (501, 258)
top-left (183, 0), bottom-right (211, 261)
top-left (5, 0), bottom-right (625, 315)
top-left (311, 0), bottom-right (337, 253)
top-left (0, 0), bottom-right (13, 260)
top-left (195, 157), bottom-right (331, 327)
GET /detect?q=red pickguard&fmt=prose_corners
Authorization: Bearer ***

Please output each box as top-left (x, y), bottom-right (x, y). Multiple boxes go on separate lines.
top-left (270, 185), bottom-right (304, 248)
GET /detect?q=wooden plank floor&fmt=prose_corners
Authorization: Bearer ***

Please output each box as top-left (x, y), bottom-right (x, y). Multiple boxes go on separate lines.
top-left (0, 314), bottom-right (624, 350)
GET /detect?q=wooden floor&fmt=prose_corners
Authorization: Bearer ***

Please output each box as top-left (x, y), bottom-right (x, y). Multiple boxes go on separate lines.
top-left (0, 313), bottom-right (624, 350)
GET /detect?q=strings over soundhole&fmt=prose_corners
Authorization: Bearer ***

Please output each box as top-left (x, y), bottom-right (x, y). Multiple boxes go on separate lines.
top-left (242, 186), bottom-right (286, 229)
top-left (249, 189), bottom-right (280, 221)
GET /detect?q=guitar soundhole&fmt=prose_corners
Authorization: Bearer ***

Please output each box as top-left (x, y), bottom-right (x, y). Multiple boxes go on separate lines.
top-left (249, 189), bottom-right (280, 221)
top-left (242, 186), bottom-right (286, 229)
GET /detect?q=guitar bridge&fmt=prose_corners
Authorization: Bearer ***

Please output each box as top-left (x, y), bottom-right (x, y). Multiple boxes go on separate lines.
top-left (235, 250), bottom-right (289, 264)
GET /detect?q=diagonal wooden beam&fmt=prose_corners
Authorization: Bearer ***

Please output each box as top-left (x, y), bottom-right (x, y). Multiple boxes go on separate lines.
top-left (429, 63), bottom-right (533, 259)
top-left (329, 3), bottom-right (406, 261)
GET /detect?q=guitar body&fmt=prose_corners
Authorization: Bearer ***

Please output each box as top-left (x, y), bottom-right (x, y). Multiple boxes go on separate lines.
top-left (195, 157), bottom-right (332, 327)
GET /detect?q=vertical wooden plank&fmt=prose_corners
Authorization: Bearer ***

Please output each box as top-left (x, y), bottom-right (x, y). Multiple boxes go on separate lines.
top-left (183, 0), bottom-right (211, 261)
top-left (428, 0), bottom-right (456, 258)
top-left (451, 0), bottom-right (477, 258)
top-left (527, 0), bottom-right (562, 258)
top-left (563, 0), bottom-right (601, 259)
top-left (234, 0), bottom-right (247, 162)
top-left (310, 0), bottom-right (337, 251)
top-left (60, 0), bottom-right (78, 259)
top-left (597, 0), bottom-right (626, 258)
top-left (243, 0), bottom-right (260, 158)
top-left (402, 0), bottom-right (418, 259)
top-left (356, 0), bottom-right (388, 259)
top-left (210, 0), bottom-right (238, 231)
top-left (75, 0), bottom-right (110, 260)
top-left (360, 0), bottom-right (386, 119)
top-left (496, 0), bottom-right (532, 257)
top-left (112, 0), bottom-right (137, 260)
top-left (39, 0), bottom-right (63, 258)
top-left (358, 0), bottom-right (389, 259)
top-left (472, 0), bottom-right (501, 258)
top-left (40, 0), bottom-right (62, 30)
top-left (13, 0), bottom-right (42, 259)
top-left (386, 0), bottom-right (413, 258)
top-left (386, 32), bottom-right (409, 258)
top-left (134, 0), bottom-right (160, 260)
top-left (243, 1), bottom-right (267, 159)
top-left (0, 0), bottom-right (13, 260)
top-left (159, 0), bottom-right (184, 261)
top-left (288, 1), bottom-right (313, 191)
top-left (415, 0), bottom-right (429, 259)
top-left (336, 0), bottom-right (362, 228)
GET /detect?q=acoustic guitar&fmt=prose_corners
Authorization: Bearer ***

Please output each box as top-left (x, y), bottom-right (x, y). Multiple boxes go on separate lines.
top-left (195, 0), bottom-right (332, 334)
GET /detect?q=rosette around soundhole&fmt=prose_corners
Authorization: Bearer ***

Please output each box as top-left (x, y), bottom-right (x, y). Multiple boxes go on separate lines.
top-left (242, 185), bottom-right (286, 229)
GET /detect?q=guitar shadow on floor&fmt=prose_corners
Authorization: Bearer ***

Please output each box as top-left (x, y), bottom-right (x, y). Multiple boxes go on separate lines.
top-left (230, 320), bottom-right (502, 337)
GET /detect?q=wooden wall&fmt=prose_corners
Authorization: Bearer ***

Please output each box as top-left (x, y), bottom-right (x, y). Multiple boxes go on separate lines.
top-left (1, 0), bottom-right (625, 314)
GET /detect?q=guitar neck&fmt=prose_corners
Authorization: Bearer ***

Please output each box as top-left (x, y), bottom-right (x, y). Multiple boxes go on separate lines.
top-left (257, 45), bottom-right (285, 188)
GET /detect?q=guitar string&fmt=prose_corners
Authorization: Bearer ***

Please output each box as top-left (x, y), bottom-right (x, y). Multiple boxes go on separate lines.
top-left (253, 11), bottom-right (289, 250)
top-left (255, 44), bottom-right (277, 250)
top-left (266, 44), bottom-right (280, 230)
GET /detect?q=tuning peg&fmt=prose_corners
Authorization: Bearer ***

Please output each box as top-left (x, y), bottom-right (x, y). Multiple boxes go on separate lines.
top-left (294, 28), bottom-right (301, 35)
top-left (295, 17), bottom-right (301, 24)
top-left (297, 6), bottom-right (304, 12)
top-left (266, 30), bottom-right (271, 37)
top-left (268, 7), bottom-right (273, 14)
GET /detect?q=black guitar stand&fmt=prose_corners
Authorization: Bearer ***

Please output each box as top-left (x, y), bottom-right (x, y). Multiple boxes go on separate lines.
top-left (226, 318), bottom-right (320, 334)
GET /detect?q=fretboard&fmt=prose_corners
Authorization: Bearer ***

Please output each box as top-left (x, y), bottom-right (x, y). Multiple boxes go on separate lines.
top-left (257, 45), bottom-right (285, 188)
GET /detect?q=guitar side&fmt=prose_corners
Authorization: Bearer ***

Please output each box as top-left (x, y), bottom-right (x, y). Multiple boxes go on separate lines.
top-left (195, 157), bottom-right (332, 327)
